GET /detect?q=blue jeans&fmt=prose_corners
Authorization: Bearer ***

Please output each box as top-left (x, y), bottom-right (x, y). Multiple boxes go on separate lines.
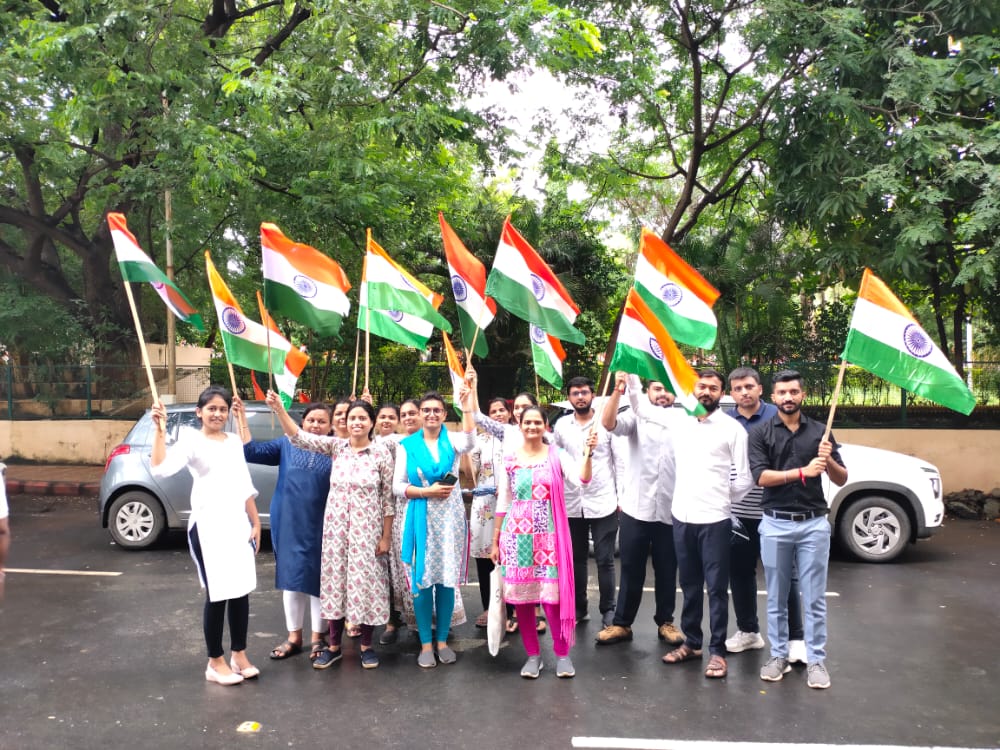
top-left (613, 512), bottom-right (677, 627)
top-left (730, 516), bottom-right (804, 639)
top-left (760, 515), bottom-right (830, 662)
top-left (673, 518), bottom-right (730, 656)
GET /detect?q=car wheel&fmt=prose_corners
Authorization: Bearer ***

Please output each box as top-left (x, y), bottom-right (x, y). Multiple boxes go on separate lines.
top-left (108, 491), bottom-right (166, 549)
top-left (837, 496), bottom-right (912, 563)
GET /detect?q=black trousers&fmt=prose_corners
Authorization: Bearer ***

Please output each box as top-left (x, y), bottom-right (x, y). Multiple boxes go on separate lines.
top-left (189, 523), bottom-right (250, 658)
top-left (568, 512), bottom-right (619, 617)
top-left (673, 517), bottom-right (729, 656)
top-left (730, 516), bottom-right (804, 639)
top-left (473, 556), bottom-right (513, 617)
top-left (613, 512), bottom-right (677, 627)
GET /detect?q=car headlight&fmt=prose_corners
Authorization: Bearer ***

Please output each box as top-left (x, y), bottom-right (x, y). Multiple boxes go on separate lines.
top-left (921, 467), bottom-right (942, 498)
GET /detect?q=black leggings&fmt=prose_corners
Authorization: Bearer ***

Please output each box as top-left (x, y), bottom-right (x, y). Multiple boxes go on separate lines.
top-left (189, 523), bottom-right (250, 658)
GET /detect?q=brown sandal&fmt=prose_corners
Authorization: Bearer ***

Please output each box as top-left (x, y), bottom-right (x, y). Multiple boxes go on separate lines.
top-left (662, 643), bottom-right (702, 664)
top-left (309, 639), bottom-right (328, 661)
top-left (270, 640), bottom-right (303, 660)
top-left (705, 655), bottom-right (727, 678)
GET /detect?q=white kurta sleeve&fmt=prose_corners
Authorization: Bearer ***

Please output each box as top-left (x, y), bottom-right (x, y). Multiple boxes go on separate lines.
top-left (393, 445), bottom-right (412, 497)
top-left (495, 456), bottom-right (512, 515)
top-left (150, 427), bottom-right (197, 479)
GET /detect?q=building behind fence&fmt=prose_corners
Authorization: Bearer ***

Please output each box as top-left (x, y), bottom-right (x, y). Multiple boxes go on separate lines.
top-left (2, 359), bottom-right (998, 427)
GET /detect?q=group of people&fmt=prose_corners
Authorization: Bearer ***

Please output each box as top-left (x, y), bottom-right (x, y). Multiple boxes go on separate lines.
top-left (149, 362), bottom-right (845, 689)
top-left (594, 367), bottom-right (846, 689)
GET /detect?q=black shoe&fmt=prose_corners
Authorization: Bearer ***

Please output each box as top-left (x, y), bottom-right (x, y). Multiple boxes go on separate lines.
top-left (379, 627), bottom-right (399, 646)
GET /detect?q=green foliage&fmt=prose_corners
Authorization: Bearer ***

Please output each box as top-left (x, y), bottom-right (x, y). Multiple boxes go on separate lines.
top-left (771, 0), bottom-right (1000, 367)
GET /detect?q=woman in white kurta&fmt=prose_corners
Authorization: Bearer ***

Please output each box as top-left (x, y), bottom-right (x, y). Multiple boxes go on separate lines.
top-left (392, 391), bottom-right (476, 668)
top-left (150, 386), bottom-right (261, 687)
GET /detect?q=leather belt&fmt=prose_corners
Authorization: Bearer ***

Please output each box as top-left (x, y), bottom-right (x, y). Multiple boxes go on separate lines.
top-left (762, 508), bottom-right (828, 521)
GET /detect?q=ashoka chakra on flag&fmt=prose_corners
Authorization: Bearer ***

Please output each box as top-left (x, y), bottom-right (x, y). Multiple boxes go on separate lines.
top-left (530, 274), bottom-right (545, 301)
top-left (902, 323), bottom-right (933, 358)
top-left (649, 337), bottom-right (664, 360)
top-left (659, 282), bottom-right (684, 307)
top-left (292, 274), bottom-right (318, 299)
top-left (530, 324), bottom-right (546, 345)
top-left (451, 274), bottom-right (468, 301)
top-left (222, 307), bottom-right (247, 335)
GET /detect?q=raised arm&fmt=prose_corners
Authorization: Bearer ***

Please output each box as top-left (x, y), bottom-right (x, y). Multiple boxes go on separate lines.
top-left (601, 371), bottom-right (626, 432)
top-left (265, 389), bottom-right (300, 438)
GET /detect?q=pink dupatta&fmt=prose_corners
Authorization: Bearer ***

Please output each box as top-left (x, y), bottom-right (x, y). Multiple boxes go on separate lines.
top-left (547, 445), bottom-right (576, 649)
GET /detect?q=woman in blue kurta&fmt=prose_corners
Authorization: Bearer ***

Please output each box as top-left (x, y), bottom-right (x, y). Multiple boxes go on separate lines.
top-left (234, 397), bottom-right (334, 662)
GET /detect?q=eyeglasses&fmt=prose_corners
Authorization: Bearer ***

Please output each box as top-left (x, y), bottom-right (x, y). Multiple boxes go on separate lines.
top-left (421, 407), bottom-right (446, 415)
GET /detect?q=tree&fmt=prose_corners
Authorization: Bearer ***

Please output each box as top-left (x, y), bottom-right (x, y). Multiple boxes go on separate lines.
top-left (0, 0), bottom-right (606, 372)
top-left (770, 1), bottom-right (1000, 374)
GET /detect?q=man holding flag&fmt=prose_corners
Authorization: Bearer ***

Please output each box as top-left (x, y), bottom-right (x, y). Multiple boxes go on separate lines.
top-left (596, 372), bottom-right (684, 648)
top-left (749, 370), bottom-right (847, 689)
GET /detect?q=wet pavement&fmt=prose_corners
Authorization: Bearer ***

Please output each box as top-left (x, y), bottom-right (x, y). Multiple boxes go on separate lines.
top-left (2, 495), bottom-right (999, 750)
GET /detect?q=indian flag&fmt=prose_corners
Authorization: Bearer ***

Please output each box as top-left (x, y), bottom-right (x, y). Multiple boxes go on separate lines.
top-left (365, 230), bottom-right (452, 334)
top-left (257, 291), bottom-right (309, 408)
top-left (633, 228), bottom-right (719, 349)
top-left (530, 324), bottom-right (566, 389)
top-left (442, 331), bottom-right (466, 413)
top-left (261, 223), bottom-right (351, 338)
top-left (205, 251), bottom-right (289, 374)
top-left (358, 256), bottom-right (437, 350)
top-left (440, 212), bottom-right (495, 358)
top-left (842, 268), bottom-right (975, 415)
top-left (485, 217), bottom-right (585, 345)
top-left (609, 288), bottom-right (704, 415)
top-left (108, 213), bottom-right (205, 331)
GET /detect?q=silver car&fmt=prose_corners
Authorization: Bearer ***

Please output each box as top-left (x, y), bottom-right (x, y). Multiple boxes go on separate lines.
top-left (98, 401), bottom-right (302, 549)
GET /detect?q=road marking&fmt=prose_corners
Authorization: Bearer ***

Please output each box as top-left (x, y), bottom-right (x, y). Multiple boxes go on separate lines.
top-left (459, 583), bottom-right (840, 597)
top-left (572, 740), bottom-right (989, 750)
top-left (6, 567), bottom-right (122, 577)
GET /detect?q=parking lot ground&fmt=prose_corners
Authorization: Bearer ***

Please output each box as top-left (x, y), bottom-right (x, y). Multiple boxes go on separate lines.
top-left (1, 495), bottom-right (999, 750)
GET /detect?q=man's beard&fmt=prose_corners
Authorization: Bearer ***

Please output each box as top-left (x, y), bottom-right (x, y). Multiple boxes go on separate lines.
top-left (573, 401), bottom-right (592, 415)
top-left (778, 401), bottom-right (801, 414)
top-left (698, 395), bottom-right (720, 413)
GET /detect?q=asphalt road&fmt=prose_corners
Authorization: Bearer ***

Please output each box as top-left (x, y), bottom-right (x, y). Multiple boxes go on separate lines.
top-left (2, 495), bottom-right (999, 750)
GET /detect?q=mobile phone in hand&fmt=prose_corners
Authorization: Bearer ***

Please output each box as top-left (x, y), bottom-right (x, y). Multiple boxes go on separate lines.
top-left (440, 472), bottom-right (459, 486)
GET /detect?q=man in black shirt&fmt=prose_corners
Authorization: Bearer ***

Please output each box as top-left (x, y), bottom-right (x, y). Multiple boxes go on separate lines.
top-left (748, 370), bottom-right (847, 689)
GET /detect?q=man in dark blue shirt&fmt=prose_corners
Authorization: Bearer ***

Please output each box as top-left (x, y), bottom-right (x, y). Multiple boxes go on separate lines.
top-left (748, 370), bottom-right (847, 690)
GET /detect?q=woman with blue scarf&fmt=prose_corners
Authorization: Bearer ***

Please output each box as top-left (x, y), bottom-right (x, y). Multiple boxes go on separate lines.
top-left (392, 390), bottom-right (476, 668)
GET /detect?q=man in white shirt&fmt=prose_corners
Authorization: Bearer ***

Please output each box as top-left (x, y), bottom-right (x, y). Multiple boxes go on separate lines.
top-left (552, 376), bottom-right (624, 627)
top-left (595, 372), bottom-right (684, 646)
top-left (633, 370), bottom-right (753, 679)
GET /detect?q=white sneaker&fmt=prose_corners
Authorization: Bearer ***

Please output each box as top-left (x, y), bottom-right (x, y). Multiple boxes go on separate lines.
top-left (725, 630), bottom-right (766, 653)
top-left (787, 639), bottom-right (808, 664)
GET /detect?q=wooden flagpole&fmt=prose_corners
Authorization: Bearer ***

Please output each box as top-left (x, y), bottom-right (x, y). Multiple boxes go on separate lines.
top-left (122, 280), bottom-right (163, 433)
top-left (823, 359), bottom-right (848, 442)
top-left (350, 327), bottom-right (361, 398)
top-left (364, 306), bottom-right (371, 395)
top-left (465, 302), bottom-right (489, 362)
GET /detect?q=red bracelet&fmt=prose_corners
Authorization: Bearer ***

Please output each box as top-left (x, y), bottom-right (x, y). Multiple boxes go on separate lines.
top-left (798, 468), bottom-right (806, 486)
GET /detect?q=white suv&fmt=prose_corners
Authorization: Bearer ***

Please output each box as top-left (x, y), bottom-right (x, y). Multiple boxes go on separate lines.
top-left (717, 396), bottom-right (944, 563)
top-left (823, 442), bottom-right (943, 562)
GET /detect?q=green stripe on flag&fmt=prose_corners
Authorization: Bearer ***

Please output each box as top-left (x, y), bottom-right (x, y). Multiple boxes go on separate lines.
top-left (457, 306), bottom-right (489, 358)
top-left (843, 330), bottom-right (976, 415)
top-left (220, 333), bottom-right (287, 375)
top-left (366, 281), bottom-right (451, 333)
top-left (635, 284), bottom-right (716, 349)
top-left (485, 270), bottom-right (585, 345)
top-left (264, 280), bottom-right (345, 337)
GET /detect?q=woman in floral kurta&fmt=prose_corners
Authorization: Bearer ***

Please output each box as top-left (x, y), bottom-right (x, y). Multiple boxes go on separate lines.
top-left (268, 392), bottom-right (394, 669)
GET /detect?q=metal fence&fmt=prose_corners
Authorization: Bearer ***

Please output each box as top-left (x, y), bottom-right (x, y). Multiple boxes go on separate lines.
top-left (2, 361), bottom-right (998, 425)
